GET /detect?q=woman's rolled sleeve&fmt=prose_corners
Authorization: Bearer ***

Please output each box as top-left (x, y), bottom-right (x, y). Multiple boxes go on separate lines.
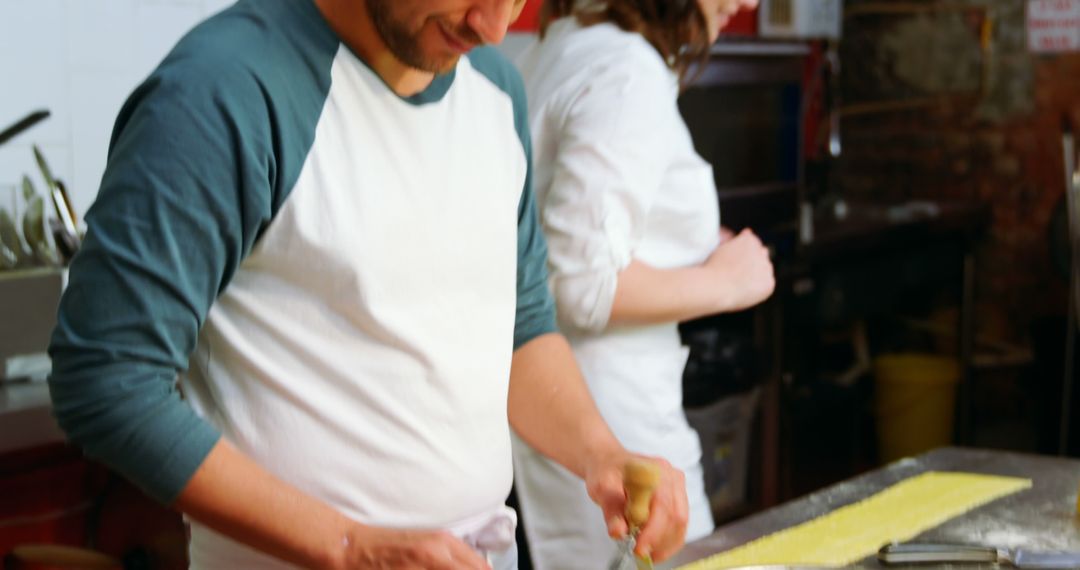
top-left (540, 61), bottom-right (677, 333)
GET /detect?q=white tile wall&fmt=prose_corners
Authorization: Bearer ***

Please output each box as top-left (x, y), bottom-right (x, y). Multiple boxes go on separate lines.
top-left (0, 2), bottom-right (533, 218)
top-left (0, 0), bottom-right (236, 217)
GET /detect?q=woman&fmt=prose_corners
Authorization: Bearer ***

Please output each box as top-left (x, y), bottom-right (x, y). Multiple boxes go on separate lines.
top-left (511, 0), bottom-right (772, 567)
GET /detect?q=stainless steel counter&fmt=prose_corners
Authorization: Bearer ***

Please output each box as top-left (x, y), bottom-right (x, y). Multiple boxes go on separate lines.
top-left (663, 447), bottom-right (1080, 568)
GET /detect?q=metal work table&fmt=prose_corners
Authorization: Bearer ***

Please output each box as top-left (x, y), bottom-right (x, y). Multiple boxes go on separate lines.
top-left (663, 447), bottom-right (1080, 568)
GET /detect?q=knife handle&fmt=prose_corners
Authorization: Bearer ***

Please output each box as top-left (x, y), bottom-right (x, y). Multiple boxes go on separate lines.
top-left (878, 542), bottom-right (1000, 565)
top-left (624, 460), bottom-right (661, 530)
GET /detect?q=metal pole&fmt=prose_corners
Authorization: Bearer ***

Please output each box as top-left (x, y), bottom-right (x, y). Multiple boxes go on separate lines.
top-left (1060, 118), bottom-right (1077, 456)
top-left (1062, 277), bottom-right (1075, 456)
top-left (959, 253), bottom-right (975, 446)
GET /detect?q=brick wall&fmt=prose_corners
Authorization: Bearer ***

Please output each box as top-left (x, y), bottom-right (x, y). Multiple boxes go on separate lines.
top-left (835, 0), bottom-right (1080, 339)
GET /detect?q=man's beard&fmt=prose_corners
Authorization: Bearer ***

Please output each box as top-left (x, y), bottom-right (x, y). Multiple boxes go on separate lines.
top-left (365, 0), bottom-right (459, 74)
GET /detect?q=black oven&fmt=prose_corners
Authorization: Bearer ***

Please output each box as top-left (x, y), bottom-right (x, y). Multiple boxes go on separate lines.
top-left (678, 41), bottom-right (814, 253)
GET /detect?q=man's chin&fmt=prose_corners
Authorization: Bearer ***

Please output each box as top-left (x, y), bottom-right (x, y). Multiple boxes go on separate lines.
top-left (430, 54), bottom-right (462, 75)
top-left (400, 52), bottom-right (461, 75)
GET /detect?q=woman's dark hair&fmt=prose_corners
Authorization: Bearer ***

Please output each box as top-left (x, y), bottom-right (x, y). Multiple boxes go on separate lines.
top-left (540, 0), bottom-right (711, 84)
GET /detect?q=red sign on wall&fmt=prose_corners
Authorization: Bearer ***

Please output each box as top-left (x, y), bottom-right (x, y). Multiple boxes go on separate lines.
top-left (1028, 0), bottom-right (1080, 53)
top-left (510, 0), bottom-right (543, 32)
top-left (723, 8), bottom-right (759, 36)
top-left (508, 1), bottom-right (760, 35)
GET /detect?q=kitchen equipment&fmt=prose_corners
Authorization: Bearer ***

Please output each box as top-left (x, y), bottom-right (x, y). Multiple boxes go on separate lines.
top-left (0, 242), bottom-right (15, 269)
top-left (20, 182), bottom-right (58, 267)
top-left (32, 145), bottom-right (80, 258)
top-left (609, 460), bottom-right (661, 570)
top-left (0, 110), bottom-right (50, 148)
top-left (0, 207), bottom-right (32, 267)
top-left (33, 145), bottom-right (76, 225)
top-left (879, 542), bottom-right (1080, 569)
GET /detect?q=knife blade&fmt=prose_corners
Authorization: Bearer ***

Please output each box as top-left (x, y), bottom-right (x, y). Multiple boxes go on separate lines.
top-left (32, 144), bottom-right (58, 192)
top-left (0, 110), bottom-right (49, 147)
top-left (879, 542), bottom-right (1080, 569)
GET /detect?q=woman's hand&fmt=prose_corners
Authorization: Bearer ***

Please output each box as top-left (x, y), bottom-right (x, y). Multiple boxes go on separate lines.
top-left (339, 525), bottom-right (491, 570)
top-left (719, 226), bottom-right (736, 242)
top-left (584, 452), bottom-right (690, 563)
top-left (703, 228), bottom-right (775, 313)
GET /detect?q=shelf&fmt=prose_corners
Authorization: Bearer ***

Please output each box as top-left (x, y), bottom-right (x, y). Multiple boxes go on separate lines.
top-left (710, 40), bottom-right (813, 57)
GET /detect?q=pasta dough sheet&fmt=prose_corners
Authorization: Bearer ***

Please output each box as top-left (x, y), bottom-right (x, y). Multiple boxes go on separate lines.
top-left (676, 471), bottom-right (1032, 570)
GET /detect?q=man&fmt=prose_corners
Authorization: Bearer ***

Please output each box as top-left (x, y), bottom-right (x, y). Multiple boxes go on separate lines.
top-left (48, 0), bottom-right (689, 568)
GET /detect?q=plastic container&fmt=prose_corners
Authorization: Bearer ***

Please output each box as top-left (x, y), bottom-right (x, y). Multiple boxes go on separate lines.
top-left (684, 387), bottom-right (760, 520)
top-left (874, 353), bottom-right (960, 462)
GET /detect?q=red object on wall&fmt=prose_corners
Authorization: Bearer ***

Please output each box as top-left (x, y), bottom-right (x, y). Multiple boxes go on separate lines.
top-left (721, 7), bottom-right (759, 36)
top-left (511, 2), bottom-right (758, 35)
top-left (510, 0), bottom-right (543, 32)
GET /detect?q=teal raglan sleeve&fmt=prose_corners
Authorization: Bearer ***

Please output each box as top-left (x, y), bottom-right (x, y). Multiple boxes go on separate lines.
top-left (47, 60), bottom-right (276, 504)
top-left (503, 55), bottom-right (559, 349)
top-left (513, 143), bottom-right (559, 349)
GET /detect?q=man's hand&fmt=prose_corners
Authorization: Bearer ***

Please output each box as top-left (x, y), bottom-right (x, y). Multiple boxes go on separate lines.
top-left (340, 526), bottom-right (491, 570)
top-left (584, 452), bottom-right (690, 563)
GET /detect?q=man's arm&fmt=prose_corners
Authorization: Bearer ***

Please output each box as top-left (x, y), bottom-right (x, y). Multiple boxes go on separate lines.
top-left (174, 440), bottom-right (489, 569)
top-left (508, 333), bottom-right (690, 562)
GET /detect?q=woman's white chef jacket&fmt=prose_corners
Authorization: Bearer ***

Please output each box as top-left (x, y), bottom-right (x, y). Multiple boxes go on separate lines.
top-left (512, 17), bottom-right (722, 570)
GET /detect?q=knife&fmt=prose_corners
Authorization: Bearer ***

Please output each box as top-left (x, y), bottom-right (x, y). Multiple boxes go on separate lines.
top-left (609, 460), bottom-right (660, 570)
top-left (879, 542), bottom-right (1080, 568)
top-left (33, 144), bottom-right (78, 225)
top-left (0, 109), bottom-right (49, 147)
top-left (33, 146), bottom-right (79, 228)
top-left (31, 146), bottom-right (81, 260)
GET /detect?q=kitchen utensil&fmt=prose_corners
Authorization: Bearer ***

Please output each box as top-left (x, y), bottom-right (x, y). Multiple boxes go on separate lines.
top-left (609, 460), bottom-right (661, 570)
top-left (32, 145), bottom-right (78, 225)
top-left (49, 217), bottom-right (77, 262)
top-left (0, 109), bottom-right (49, 147)
top-left (47, 180), bottom-right (79, 260)
top-left (33, 145), bottom-right (80, 230)
top-left (21, 189), bottom-right (58, 267)
top-left (54, 177), bottom-right (79, 230)
top-left (32, 144), bottom-right (58, 190)
top-left (878, 542), bottom-right (1080, 568)
top-left (0, 241), bottom-right (17, 269)
top-left (0, 207), bottom-right (32, 267)
top-left (32, 146), bottom-right (81, 260)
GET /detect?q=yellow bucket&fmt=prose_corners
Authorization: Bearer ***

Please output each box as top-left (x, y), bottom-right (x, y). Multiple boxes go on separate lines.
top-left (874, 353), bottom-right (960, 462)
